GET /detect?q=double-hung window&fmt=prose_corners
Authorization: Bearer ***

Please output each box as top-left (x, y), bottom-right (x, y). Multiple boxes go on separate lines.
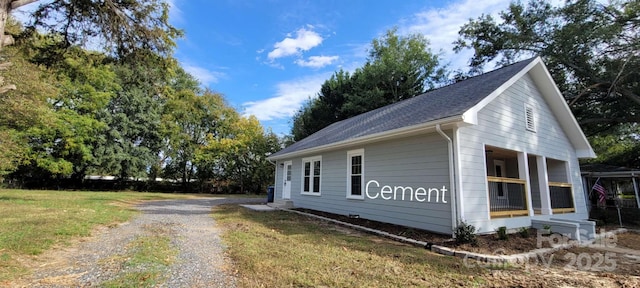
top-left (347, 149), bottom-right (364, 199)
top-left (302, 156), bottom-right (322, 195)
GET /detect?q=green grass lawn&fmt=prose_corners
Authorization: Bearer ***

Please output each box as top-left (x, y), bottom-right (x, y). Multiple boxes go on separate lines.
top-left (0, 189), bottom-right (194, 282)
top-left (213, 205), bottom-right (489, 287)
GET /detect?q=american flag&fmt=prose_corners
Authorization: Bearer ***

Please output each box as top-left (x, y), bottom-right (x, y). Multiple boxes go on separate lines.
top-left (592, 181), bottom-right (606, 205)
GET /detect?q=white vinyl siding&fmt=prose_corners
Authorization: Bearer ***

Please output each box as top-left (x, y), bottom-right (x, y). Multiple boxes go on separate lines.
top-left (347, 149), bottom-right (364, 199)
top-left (302, 156), bottom-right (322, 195)
top-left (286, 133), bottom-right (452, 234)
top-left (457, 73), bottom-right (588, 233)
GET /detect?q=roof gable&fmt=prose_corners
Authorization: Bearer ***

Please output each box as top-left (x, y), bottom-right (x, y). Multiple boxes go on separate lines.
top-left (462, 57), bottom-right (595, 158)
top-left (270, 57), bottom-right (594, 160)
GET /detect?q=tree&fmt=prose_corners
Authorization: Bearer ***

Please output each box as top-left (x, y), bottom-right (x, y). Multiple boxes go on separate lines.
top-left (368, 28), bottom-right (444, 101)
top-left (3, 0), bottom-right (181, 55)
top-left (454, 0), bottom-right (640, 167)
top-left (92, 55), bottom-right (169, 181)
top-left (0, 1), bottom-right (38, 48)
top-left (0, 29), bottom-right (124, 185)
top-left (0, 0), bottom-right (181, 97)
top-left (0, 0), bottom-right (182, 181)
top-left (0, 37), bottom-right (57, 178)
top-left (291, 97), bottom-right (334, 141)
top-left (197, 112), bottom-right (280, 194)
top-left (161, 78), bottom-right (235, 192)
top-left (160, 69), bottom-right (201, 189)
top-left (291, 28), bottom-right (444, 140)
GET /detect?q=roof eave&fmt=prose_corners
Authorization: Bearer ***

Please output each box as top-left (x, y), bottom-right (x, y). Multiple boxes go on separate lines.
top-left (268, 115), bottom-right (465, 161)
top-left (576, 149), bottom-right (597, 159)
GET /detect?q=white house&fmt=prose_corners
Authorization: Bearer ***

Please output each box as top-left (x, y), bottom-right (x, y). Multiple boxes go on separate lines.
top-left (268, 57), bottom-right (597, 239)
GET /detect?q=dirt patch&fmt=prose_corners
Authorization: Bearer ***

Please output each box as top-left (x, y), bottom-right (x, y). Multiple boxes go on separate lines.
top-left (442, 229), bottom-right (551, 254)
top-left (540, 231), bottom-right (640, 277)
top-left (294, 208), bottom-right (452, 242)
top-left (615, 231), bottom-right (640, 250)
top-left (293, 208), bottom-right (640, 286)
top-left (294, 208), bottom-right (549, 255)
top-left (537, 246), bottom-right (640, 276)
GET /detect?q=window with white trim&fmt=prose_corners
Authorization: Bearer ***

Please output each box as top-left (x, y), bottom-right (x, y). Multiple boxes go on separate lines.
top-left (347, 149), bottom-right (364, 199)
top-left (525, 104), bottom-right (536, 132)
top-left (302, 156), bottom-right (322, 195)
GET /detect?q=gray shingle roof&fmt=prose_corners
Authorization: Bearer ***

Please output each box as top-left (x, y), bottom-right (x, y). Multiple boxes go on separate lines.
top-left (271, 57), bottom-right (536, 158)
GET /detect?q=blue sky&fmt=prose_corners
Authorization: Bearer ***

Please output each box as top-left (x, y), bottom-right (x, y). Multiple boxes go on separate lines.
top-left (17, 0), bottom-right (520, 136)
top-left (167, 0), bottom-right (522, 136)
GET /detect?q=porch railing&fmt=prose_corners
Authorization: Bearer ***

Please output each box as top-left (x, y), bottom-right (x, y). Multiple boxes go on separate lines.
top-left (488, 176), bottom-right (529, 218)
top-left (549, 182), bottom-right (575, 213)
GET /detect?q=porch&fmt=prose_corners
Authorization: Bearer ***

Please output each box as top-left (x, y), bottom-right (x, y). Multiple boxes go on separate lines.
top-left (485, 146), bottom-right (576, 218)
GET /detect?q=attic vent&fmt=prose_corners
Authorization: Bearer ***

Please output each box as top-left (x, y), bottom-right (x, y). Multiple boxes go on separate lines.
top-left (525, 105), bottom-right (536, 132)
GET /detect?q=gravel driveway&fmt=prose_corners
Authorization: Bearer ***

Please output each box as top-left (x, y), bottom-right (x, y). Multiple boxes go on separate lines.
top-left (22, 197), bottom-right (264, 288)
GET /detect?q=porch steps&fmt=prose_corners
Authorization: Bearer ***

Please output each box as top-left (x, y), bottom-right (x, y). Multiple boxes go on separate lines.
top-left (531, 218), bottom-right (596, 242)
top-left (267, 199), bottom-right (294, 209)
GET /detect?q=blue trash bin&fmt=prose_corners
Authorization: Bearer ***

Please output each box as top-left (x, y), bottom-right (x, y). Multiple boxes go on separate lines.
top-left (267, 185), bottom-right (274, 203)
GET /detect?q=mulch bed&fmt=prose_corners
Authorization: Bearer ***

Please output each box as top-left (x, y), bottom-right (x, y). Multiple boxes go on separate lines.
top-left (294, 208), bottom-right (550, 255)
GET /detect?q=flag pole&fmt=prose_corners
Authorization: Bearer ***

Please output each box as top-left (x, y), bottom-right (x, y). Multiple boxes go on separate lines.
top-left (616, 197), bottom-right (623, 227)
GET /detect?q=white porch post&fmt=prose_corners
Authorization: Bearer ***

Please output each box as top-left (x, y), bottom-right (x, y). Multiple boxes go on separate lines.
top-left (518, 152), bottom-right (534, 216)
top-left (583, 176), bottom-right (591, 213)
top-left (537, 156), bottom-right (552, 215)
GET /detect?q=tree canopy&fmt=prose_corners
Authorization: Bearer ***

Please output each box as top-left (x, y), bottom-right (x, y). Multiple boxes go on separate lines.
top-left (291, 28), bottom-right (445, 140)
top-left (454, 0), bottom-right (640, 167)
top-left (0, 16), bottom-right (279, 193)
top-left (3, 0), bottom-right (640, 190)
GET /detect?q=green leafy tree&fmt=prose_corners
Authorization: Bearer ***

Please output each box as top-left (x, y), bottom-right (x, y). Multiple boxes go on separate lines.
top-left (160, 68), bottom-right (201, 189)
top-left (198, 113), bottom-right (279, 194)
top-left (2, 34), bottom-right (119, 183)
top-left (0, 0), bottom-right (181, 94)
top-left (367, 28), bottom-right (444, 102)
top-left (0, 41), bottom-right (56, 178)
top-left (454, 0), bottom-right (640, 167)
top-left (93, 56), bottom-right (169, 181)
top-left (0, 0), bottom-right (182, 180)
top-left (291, 97), bottom-right (334, 141)
top-left (47, 47), bottom-right (118, 180)
top-left (161, 72), bottom-right (236, 191)
top-left (11, 0), bottom-right (181, 56)
top-left (291, 28), bottom-right (444, 140)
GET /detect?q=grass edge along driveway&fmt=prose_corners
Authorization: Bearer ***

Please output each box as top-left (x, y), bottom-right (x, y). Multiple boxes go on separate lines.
top-left (0, 189), bottom-right (198, 283)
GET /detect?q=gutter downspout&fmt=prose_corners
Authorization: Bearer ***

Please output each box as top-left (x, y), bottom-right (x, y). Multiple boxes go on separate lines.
top-left (436, 124), bottom-right (458, 238)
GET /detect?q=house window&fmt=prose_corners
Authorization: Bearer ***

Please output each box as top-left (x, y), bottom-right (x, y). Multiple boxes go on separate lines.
top-left (302, 156), bottom-right (321, 195)
top-left (525, 105), bottom-right (536, 132)
top-left (347, 149), bottom-right (364, 199)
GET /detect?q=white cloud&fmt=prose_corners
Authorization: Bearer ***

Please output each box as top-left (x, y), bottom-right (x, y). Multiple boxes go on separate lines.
top-left (398, 0), bottom-right (511, 71)
top-left (267, 27), bottom-right (323, 60)
top-left (182, 63), bottom-right (225, 86)
top-left (166, 0), bottom-right (184, 24)
top-left (242, 73), bottom-right (331, 121)
top-left (295, 55), bottom-right (339, 68)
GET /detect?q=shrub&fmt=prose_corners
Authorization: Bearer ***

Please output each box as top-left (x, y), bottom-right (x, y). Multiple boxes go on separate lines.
top-left (454, 221), bottom-right (477, 245)
top-left (497, 226), bottom-right (508, 240)
top-left (518, 227), bottom-right (530, 238)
